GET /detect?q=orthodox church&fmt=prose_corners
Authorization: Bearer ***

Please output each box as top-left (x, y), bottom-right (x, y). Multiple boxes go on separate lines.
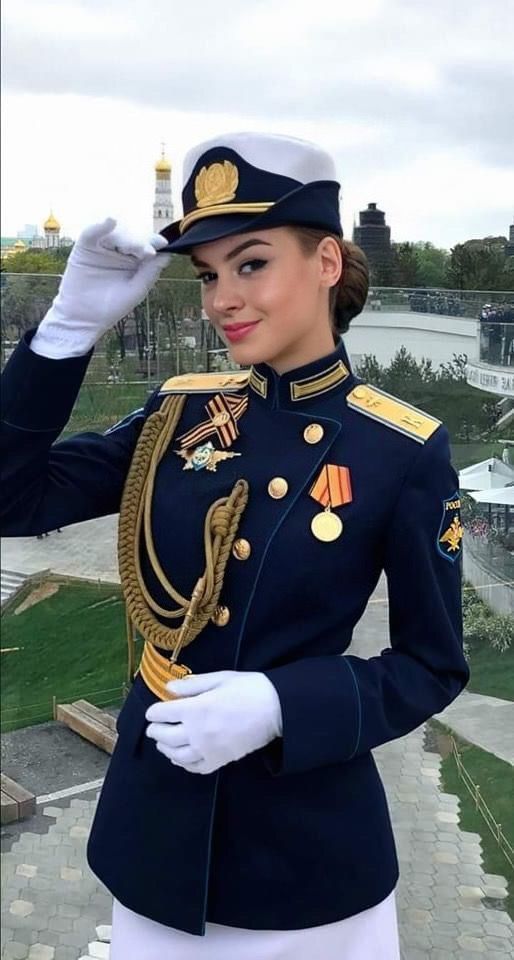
top-left (2, 149), bottom-right (174, 258)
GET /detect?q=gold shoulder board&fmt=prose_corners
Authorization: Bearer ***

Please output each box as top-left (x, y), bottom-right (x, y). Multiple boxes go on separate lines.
top-left (347, 384), bottom-right (441, 444)
top-left (159, 371), bottom-right (250, 394)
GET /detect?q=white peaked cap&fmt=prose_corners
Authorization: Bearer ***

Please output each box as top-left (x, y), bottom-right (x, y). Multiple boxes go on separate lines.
top-left (182, 132), bottom-right (338, 187)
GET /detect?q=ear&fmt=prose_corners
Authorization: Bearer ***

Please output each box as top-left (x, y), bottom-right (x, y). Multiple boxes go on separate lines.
top-left (318, 237), bottom-right (343, 289)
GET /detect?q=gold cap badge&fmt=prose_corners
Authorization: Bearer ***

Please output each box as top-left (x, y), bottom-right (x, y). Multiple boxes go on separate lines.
top-left (195, 161), bottom-right (239, 208)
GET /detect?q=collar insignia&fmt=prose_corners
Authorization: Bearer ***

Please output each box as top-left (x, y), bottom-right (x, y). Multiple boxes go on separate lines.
top-left (249, 359), bottom-right (349, 403)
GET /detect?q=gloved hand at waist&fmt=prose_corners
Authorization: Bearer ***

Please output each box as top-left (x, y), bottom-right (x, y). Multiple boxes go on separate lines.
top-left (31, 218), bottom-right (171, 359)
top-left (145, 671), bottom-right (283, 775)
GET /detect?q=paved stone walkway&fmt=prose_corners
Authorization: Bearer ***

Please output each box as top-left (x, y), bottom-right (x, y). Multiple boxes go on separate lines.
top-left (2, 520), bottom-right (514, 958)
top-left (1, 517), bottom-right (120, 586)
top-left (2, 720), bottom-right (513, 959)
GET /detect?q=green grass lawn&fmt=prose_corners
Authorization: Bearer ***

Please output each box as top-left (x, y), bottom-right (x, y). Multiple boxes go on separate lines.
top-left (0, 579), bottom-right (139, 730)
top-left (465, 637), bottom-right (514, 701)
top-left (434, 724), bottom-right (514, 920)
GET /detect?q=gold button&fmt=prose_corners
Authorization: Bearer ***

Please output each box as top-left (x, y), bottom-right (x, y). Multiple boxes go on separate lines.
top-left (303, 423), bottom-right (324, 444)
top-left (353, 386), bottom-right (368, 400)
top-left (268, 477), bottom-right (289, 499)
top-left (233, 538), bottom-right (251, 560)
top-left (212, 605), bottom-right (230, 627)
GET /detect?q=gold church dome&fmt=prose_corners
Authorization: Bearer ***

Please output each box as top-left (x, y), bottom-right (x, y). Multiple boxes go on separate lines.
top-left (14, 239), bottom-right (27, 249)
top-left (44, 212), bottom-right (60, 231)
top-left (155, 152), bottom-right (171, 173)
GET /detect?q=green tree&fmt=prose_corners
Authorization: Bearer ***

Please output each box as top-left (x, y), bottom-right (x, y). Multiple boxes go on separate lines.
top-left (446, 237), bottom-right (514, 291)
top-left (1, 247), bottom-right (69, 274)
top-left (413, 242), bottom-right (450, 287)
top-left (0, 273), bottom-right (60, 345)
top-left (160, 254), bottom-right (197, 281)
top-left (390, 242), bottom-right (421, 287)
top-left (355, 348), bottom-right (500, 440)
top-left (354, 354), bottom-right (383, 386)
top-left (387, 241), bottom-right (451, 289)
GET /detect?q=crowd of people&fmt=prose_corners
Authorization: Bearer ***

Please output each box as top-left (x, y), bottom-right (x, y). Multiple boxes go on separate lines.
top-left (479, 302), bottom-right (514, 366)
top-left (408, 291), bottom-right (465, 315)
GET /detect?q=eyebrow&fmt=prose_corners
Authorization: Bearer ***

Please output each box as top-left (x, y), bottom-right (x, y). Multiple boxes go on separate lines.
top-left (191, 238), bottom-right (272, 269)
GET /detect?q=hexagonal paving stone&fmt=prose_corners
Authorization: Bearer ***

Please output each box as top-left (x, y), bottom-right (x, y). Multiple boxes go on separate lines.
top-left (9, 900), bottom-right (35, 918)
top-left (3, 943), bottom-right (29, 960)
top-left (28, 947), bottom-right (56, 960)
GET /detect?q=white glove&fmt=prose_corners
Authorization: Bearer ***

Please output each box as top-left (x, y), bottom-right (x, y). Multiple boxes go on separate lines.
top-left (31, 218), bottom-right (171, 359)
top-left (145, 671), bottom-right (283, 775)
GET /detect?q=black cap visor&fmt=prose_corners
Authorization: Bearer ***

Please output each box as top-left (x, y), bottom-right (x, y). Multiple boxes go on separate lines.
top-left (159, 181), bottom-right (342, 254)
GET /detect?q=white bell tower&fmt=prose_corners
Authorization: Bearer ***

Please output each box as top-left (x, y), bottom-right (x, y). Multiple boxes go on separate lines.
top-left (44, 211), bottom-right (61, 249)
top-left (153, 145), bottom-right (173, 235)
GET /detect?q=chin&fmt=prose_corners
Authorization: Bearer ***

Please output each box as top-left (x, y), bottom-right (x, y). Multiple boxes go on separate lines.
top-left (227, 341), bottom-right (271, 368)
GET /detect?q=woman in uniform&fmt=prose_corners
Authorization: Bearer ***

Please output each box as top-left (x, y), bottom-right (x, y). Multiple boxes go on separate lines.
top-left (1, 132), bottom-right (468, 959)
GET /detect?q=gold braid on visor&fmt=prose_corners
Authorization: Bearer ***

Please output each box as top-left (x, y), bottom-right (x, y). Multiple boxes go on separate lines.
top-left (179, 201), bottom-right (275, 234)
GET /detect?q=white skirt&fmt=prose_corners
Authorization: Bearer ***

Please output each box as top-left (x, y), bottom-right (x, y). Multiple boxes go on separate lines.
top-left (110, 891), bottom-right (400, 960)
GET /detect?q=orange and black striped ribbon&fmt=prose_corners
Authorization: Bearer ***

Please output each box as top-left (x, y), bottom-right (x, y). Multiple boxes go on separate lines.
top-left (176, 393), bottom-right (248, 451)
top-left (309, 465), bottom-right (353, 508)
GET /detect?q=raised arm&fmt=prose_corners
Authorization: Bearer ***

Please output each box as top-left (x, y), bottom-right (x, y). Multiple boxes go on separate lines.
top-left (1, 219), bottom-right (170, 535)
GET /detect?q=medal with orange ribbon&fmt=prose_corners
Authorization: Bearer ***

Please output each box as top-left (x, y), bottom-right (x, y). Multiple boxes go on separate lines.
top-left (309, 465), bottom-right (352, 542)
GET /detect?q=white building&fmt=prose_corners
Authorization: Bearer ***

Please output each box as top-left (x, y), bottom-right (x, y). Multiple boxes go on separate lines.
top-left (153, 147), bottom-right (174, 235)
top-left (344, 309), bottom-right (477, 370)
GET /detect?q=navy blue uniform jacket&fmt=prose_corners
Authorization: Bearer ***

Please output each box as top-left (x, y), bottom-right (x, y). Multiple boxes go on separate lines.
top-left (1, 332), bottom-right (468, 935)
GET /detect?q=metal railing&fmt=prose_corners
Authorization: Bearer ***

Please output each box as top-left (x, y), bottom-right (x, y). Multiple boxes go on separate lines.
top-left (450, 735), bottom-right (514, 870)
top-left (366, 287), bottom-right (513, 318)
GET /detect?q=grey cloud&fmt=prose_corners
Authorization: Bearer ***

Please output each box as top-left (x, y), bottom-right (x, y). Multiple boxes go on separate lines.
top-left (4, 0), bottom-right (513, 168)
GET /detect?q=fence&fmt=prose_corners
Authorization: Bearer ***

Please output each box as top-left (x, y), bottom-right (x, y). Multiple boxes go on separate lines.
top-left (463, 534), bottom-right (514, 616)
top-left (450, 735), bottom-right (514, 870)
top-left (0, 683), bottom-right (127, 733)
top-left (1, 274), bottom-right (513, 434)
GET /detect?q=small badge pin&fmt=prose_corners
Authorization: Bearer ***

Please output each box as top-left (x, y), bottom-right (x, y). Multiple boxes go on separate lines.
top-left (176, 441), bottom-right (241, 473)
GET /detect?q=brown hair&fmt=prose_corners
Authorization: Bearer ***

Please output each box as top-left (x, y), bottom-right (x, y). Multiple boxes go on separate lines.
top-left (291, 227), bottom-right (369, 334)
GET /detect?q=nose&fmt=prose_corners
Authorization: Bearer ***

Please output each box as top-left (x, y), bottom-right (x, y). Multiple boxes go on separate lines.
top-left (211, 274), bottom-right (245, 316)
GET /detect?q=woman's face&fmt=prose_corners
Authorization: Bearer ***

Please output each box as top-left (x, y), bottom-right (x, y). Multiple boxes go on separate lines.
top-left (190, 227), bottom-right (341, 373)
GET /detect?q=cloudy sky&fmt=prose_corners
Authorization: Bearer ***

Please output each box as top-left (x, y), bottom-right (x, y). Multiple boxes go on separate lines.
top-left (2, 0), bottom-right (513, 249)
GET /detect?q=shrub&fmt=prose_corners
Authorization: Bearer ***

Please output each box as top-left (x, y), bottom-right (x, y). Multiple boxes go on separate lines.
top-left (462, 582), bottom-right (513, 653)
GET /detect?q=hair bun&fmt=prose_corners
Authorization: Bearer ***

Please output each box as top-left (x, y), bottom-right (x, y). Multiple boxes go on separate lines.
top-left (334, 241), bottom-right (369, 334)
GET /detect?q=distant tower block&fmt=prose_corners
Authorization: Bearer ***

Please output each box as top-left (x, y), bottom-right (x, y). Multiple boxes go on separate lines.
top-left (153, 145), bottom-right (173, 235)
top-left (353, 203), bottom-right (392, 277)
top-left (44, 211), bottom-right (61, 249)
top-left (505, 218), bottom-right (514, 258)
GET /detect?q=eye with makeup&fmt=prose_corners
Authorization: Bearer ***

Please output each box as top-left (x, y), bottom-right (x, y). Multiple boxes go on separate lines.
top-left (195, 258), bottom-right (268, 286)
top-left (196, 271), bottom-right (217, 286)
top-left (238, 258), bottom-right (268, 275)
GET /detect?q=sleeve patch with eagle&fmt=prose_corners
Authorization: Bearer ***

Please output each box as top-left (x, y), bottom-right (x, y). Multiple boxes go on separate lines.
top-left (437, 492), bottom-right (464, 563)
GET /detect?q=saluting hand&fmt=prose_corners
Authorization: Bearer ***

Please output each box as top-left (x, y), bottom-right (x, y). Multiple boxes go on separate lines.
top-left (145, 671), bottom-right (283, 775)
top-left (31, 218), bottom-right (171, 359)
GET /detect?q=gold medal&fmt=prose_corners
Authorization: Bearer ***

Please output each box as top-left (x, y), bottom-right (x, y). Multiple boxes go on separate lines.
top-left (311, 508), bottom-right (343, 542)
top-left (309, 464), bottom-right (352, 542)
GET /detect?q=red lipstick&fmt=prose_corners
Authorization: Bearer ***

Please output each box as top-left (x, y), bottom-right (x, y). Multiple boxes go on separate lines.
top-left (223, 322), bottom-right (260, 343)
